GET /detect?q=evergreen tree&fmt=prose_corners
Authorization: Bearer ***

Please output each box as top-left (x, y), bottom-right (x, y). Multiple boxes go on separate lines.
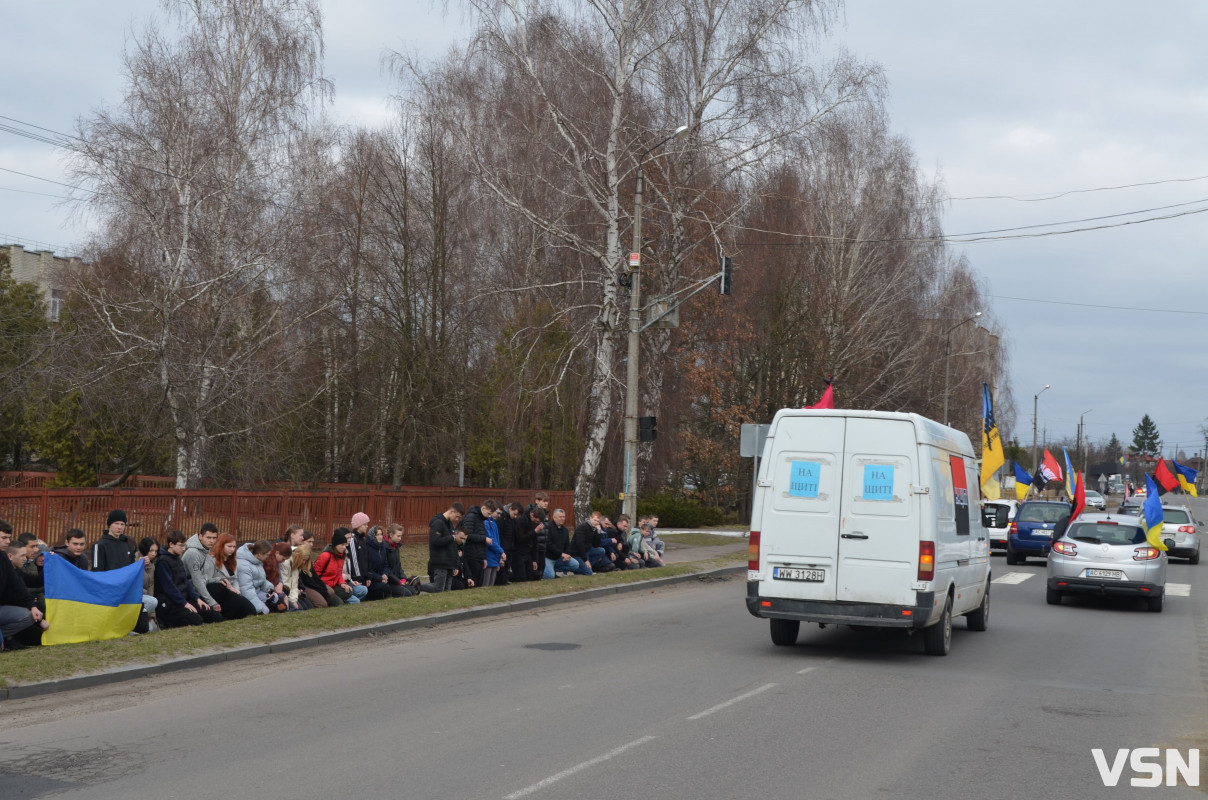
top-left (1104, 433), bottom-right (1123, 463)
top-left (1130, 415), bottom-right (1161, 458)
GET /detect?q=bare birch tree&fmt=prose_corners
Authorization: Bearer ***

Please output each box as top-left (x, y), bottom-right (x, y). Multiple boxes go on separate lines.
top-left (68, 0), bottom-right (331, 487)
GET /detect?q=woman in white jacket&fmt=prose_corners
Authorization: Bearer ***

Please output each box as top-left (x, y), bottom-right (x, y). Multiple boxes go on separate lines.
top-left (235, 540), bottom-right (275, 615)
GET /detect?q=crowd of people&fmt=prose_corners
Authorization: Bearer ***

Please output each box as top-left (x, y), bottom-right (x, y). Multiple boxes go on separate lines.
top-left (0, 492), bottom-right (667, 651)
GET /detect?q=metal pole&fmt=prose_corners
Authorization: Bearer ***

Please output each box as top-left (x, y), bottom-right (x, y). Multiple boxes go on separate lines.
top-left (942, 332), bottom-right (952, 426)
top-left (1032, 394), bottom-right (1039, 472)
top-left (622, 164), bottom-right (643, 521)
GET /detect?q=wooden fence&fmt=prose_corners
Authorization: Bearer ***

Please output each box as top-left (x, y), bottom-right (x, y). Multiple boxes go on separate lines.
top-left (0, 486), bottom-right (575, 547)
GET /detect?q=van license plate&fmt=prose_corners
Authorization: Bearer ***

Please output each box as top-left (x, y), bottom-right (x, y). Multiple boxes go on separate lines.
top-left (773, 567), bottom-right (824, 582)
top-left (1085, 569), bottom-right (1122, 580)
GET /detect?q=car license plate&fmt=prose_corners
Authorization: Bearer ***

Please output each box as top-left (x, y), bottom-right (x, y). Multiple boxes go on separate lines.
top-left (1032, 530), bottom-right (1051, 538)
top-left (1085, 568), bottom-right (1122, 580)
top-left (773, 567), bottom-right (824, 582)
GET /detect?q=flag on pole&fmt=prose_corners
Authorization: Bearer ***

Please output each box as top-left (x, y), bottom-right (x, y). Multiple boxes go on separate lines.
top-left (980, 384), bottom-right (1005, 489)
top-left (1173, 459), bottom-right (1198, 497)
top-left (1142, 474), bottom-right (1168, 551)
top-left (1153, 459), bottom-right (1179, 496)
top-left (1063, 448), bottom-right (1075, 500)
top-left (1013, 462), bottom-right (1033, 501)
top-left (1071, 471), bottom-right (1086, 521)
top-left (983, 477), bottom-right (1001, 500)
top-left (805, 376), bottom-right (834, 409)
top-left (1040, 449), bottom-right (1063, 485)
top-left (42, 554), bottom-right (144, 646)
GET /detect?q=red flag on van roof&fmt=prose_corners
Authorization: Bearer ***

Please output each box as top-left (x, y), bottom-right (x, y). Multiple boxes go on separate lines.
top-left (805, 377), bottom-right (834, 409)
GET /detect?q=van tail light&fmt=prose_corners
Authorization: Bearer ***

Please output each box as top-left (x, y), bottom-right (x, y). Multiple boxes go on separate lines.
top-left (1178, 525), bottom-right (1196, 534)
top-left (918, 541), bottom-right (935, 581)
top-left (1133, 547), bottom-right (1161, 561)
top-left (748, 531), bottom-right (761, 571)
top-left (1009, 521), bottom-right (1018, 536)
top-left (1052, 541), bottom-right (1077, 556)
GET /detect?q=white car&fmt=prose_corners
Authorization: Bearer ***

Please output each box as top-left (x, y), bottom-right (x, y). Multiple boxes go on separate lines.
top-left (1084, 490), bottom-right (1106, 510)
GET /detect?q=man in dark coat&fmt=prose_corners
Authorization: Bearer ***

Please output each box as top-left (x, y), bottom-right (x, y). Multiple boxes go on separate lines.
top-left (460, 502), bottom-right (493, 589)
top-left (0, 520), bottom-right (46, 650)
top-left (420, 503), bottom-right (464, 593)
top-left (53, 528), bottom-right (91, 571)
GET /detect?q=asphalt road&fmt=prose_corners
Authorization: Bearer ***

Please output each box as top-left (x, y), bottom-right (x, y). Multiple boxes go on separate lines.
top-left (3, 506), bottom-right (1207, 799)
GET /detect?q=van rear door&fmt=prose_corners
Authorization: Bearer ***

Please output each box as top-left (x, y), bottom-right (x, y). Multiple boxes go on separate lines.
top-left (759, 415), bottom-right (846, 602)
top-left (835, 418), bottom-right (919, 606)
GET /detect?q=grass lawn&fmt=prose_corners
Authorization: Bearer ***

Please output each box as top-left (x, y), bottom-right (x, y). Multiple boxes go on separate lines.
top-left (0, 549), bottom-right (743, 689)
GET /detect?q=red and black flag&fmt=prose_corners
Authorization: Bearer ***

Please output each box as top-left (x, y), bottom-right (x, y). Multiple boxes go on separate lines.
top-left (1153, 459), bottom-right (1180, 496)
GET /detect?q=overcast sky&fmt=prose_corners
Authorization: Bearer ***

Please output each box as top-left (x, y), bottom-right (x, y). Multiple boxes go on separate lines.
top-left (4, 1), bottom-right (1208, 462)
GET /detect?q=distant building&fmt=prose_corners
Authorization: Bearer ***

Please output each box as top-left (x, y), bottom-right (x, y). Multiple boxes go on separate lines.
top-left (1, 243), bottom-right (78, 322)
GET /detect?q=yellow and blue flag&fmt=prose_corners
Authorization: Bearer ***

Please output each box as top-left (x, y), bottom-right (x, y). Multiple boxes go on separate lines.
top-left (42, 553), bottom-right (144, 646)
top-left (1173, 459), bottom-right (1198, 498)
top-left (980, 384), bottom-right (1005, 489)
top-left (1063, 448), bottom-right (1075, 500)
top-left (1142, 474), bottom-right (1168, 552)
top-left (1013, 462), bottom-right (1033, 501)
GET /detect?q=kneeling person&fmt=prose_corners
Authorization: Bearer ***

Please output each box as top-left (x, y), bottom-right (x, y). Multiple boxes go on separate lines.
top-left (155, 531), bottom-right (223, 628)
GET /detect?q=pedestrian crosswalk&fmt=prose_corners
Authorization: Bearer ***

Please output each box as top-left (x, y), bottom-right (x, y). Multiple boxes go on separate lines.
top-left (991, 571), bottom-right (1193, 597)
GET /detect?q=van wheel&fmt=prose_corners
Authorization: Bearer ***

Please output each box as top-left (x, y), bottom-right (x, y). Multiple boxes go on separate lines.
top-left (1046, 587), bottom-right (1062, 605)
top-left (922, 597), bottom-right (952, 656)
top-left (770, 618), bottom-right (800, 646)
top-left (966, 583), bottom-right (989, 631)
top-left (1147, 595), bottom-right (1164, 613)
top-left (1005, 548), bottom-right (1019, 566)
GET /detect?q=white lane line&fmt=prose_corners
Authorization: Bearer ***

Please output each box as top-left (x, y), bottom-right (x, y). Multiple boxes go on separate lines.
top-left (686, 683), bottom-right (778, 721)
top-left (992, 572), bottom-right (1033, 585)
top-left (797, 666), bottom-right (816, 675)
top-left (1167, 583), bottom-right (1191, 597)
top-left (503, 735), bottom-right (656, 799)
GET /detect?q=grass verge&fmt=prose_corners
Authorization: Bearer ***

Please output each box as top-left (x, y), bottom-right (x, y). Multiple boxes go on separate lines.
top-left (0, 552), bottom-right (744, 689)
top-left (662, 532), bottom-right (745, 547)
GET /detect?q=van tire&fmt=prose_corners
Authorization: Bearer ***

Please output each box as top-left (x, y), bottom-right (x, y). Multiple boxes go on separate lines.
top-left (1147, 595), bottom-right (1163, 613)
top-left (922, 597), bottom-right (952, 656)
top-left (770, 618), bottom-right (800, 646)
top-left (1046, 587), bottom-right (1062, 605)
top-left (966, 583), bottom-right (990, 631)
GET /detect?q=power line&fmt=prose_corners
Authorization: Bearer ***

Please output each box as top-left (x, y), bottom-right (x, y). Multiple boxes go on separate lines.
top-left (991, 294), bottom-right (1208, 316)
top-left (951, 173), bottom-right (1208, 202)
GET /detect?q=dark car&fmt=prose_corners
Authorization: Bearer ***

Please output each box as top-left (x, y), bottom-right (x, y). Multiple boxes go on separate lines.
top-left (1007, 500), bottom-right (1072, 565)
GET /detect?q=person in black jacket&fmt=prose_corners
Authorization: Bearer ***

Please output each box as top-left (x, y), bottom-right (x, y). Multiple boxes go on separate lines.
top-left (92, 510), bottom-right (137, 572)
top-left (154, 531), bottom-right (223, 628)
top-left (363, 526), bottom-right (416, 597)
top-left (346, 515), bottom-right (388, 601)
top-left (500, 502), bottom-right (523, 585)
top-left (383, 524), bottom-right (423, 594)
top-left (570, 510), bottom-right (613, 572)
top-left (460, 501), bottom-right (498, 590)
top-left (542, 508), bottom-right (592, 578)
top-left (520, 507), bottom-right (548, 581)
top-left (420, 503), bottom-right (464, 593)
top-left (0, 531), bottom-right (45, 650)
top-left (52, 528), bottom-right (91, 571)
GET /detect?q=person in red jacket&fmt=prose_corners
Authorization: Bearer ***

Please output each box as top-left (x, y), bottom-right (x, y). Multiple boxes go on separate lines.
top-left (313, 529), bottom-right (362, 604)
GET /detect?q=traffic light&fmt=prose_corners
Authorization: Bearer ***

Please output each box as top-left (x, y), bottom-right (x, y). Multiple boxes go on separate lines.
top-left (639, 415), bottom-right (657, 442)
top-left (719, 256), bottom-right (732, 295)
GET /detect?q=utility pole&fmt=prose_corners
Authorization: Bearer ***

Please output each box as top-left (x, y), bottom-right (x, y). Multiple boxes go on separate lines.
top-left (1031, 384), bottom-right (1050, 471)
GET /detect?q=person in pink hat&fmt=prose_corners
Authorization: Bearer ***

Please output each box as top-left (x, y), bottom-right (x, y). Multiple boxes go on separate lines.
top-left (346, 512), bottom-right (385, 600)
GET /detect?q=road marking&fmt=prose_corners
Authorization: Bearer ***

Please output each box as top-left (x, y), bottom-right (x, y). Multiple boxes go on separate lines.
top-left (687, 683), bottom-right (777, 721)
top-left (797, 666), bottom-right (816, 675)
top-left (992, 572), bottom-right (1033, 585)
top-left (1167, 583), bottom-right (1191, 597)
top-left (503, 735), bottom-right (656, 799)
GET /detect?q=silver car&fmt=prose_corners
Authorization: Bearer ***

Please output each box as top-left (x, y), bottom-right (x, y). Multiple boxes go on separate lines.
top-left (1160, 505), bottom-right (1201, 564)
top-left (1084, 490), bottom-right (1106, 510)
top-left (1046, 513), bottom-right (1168, 612)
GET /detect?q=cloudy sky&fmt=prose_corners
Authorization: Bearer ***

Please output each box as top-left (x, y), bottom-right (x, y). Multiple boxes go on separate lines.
top-left (5, 1), bottom-right (1208, 462)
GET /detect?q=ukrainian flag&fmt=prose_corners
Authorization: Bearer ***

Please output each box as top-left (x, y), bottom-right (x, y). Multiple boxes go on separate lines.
top-left (1013, 462), bottom-right (1033, 501)
top-left (42, 553), bottom-right (144, 646)
top-left (980, 384), bottom-right (1005, 489)
top-left (1173, 459), bottom-right (1198, 498)
top-left (1063, 448), bottom-right (1076, 500)
top-left (1142, 474), bottom-right (1168, 552)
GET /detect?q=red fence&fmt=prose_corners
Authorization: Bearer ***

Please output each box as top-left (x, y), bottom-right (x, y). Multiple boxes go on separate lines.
top-left (0, 487), bottom-right (575, 547)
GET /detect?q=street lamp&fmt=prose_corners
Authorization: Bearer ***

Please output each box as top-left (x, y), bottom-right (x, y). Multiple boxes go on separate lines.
top-left (623, 124), bottom-right (690, 520)
top-left (942, 311), bottom-right (981, 426)
top-left (1078, 409), bottom-right (1092, 471)
top-left (1032, 384), bottom-right (1051, 471)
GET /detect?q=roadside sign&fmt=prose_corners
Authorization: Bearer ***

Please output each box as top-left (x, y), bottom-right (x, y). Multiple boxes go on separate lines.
top-left (629, 253), bottom-right (640, 267)
top-left (740, 423), bottom-right (770, 458)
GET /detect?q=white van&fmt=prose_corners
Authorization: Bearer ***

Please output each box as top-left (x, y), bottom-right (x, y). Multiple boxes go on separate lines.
top-left (745, 409), bottom-right (991, 655)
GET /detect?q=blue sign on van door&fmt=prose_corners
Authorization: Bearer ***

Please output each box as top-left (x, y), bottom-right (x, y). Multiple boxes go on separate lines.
top-left (863, 465), bottom-right (894, 500)
top-left (789, 461), bottom-right (821, 498)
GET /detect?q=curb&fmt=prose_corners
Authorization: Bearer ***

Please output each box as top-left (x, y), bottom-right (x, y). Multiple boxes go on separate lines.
top-left (1, 564), bottom-right (745, 701)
